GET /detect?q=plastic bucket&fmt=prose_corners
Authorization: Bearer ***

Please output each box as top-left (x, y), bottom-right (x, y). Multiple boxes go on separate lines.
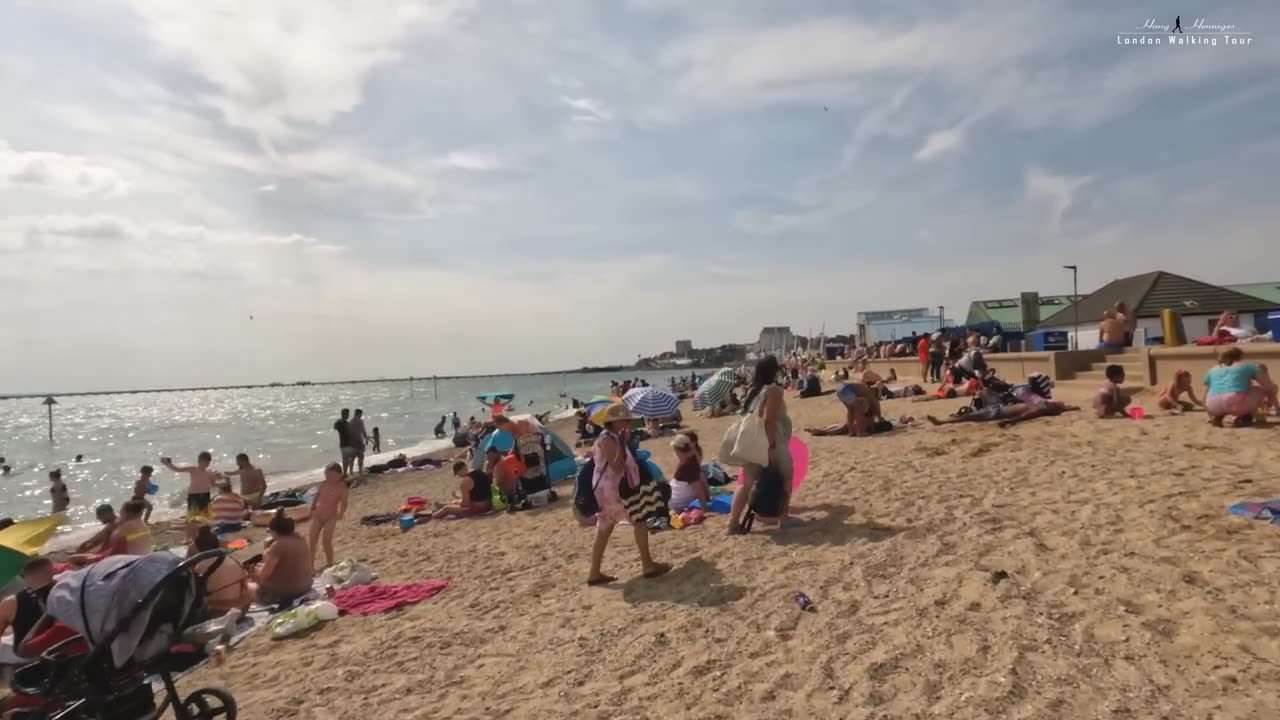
top-left (1127, 406), bottom-right (1145, 419)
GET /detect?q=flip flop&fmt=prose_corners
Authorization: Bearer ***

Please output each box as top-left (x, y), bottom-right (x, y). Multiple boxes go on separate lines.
top-left (586, 574), bottom-right (617, 586)
top-left (643, 563), bottom-right (672, 580)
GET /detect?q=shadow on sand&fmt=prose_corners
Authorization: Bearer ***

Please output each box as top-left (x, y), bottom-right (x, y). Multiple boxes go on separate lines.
top-left (764, 503), bottom-right (904, 548)
top-left (618, 556), bottom-right (746, 607)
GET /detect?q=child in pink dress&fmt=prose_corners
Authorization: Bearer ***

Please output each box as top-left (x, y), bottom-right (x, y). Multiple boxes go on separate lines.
top-left (309, 463), bottom-right (349, 571)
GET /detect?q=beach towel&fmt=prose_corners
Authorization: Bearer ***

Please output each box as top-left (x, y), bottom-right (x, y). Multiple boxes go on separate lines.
top-left (331, 580), bottom-right (451, 616)
top-left (1228, 500), bottom-right (1280, 523)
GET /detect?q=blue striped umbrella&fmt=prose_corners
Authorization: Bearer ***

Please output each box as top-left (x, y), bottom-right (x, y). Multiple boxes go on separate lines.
top-left (693, 369), bottom-right (736, 410)
top-left (621, 386), bottom-right (682, 419)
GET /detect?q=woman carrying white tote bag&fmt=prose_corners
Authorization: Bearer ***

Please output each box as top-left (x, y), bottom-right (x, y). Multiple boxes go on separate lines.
top-left (725, 356), bottom-right (795, 535)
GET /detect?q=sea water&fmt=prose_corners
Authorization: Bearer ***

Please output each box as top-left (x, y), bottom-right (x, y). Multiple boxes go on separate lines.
top-left (0, 370), bottom-right (687, 532)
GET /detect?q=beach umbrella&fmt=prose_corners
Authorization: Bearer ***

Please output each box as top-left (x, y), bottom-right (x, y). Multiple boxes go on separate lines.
top-left (693, 369), bottom-right (736, 410)
top-left (621, 386), bottom-right (682, 419)
top-left (0, 516), bottom-right (63, 588)
top-left (584, 396), bottom-right (619, 426)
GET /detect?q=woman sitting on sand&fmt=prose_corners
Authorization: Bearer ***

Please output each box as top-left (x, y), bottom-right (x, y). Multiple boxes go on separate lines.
top-left (585, 404), bottom-right (670, 585)
top-left (250, 509), bottom-right (314, 605)
top-left (668, 434), bottom-right (711, 513)
top-left (190, 526), bottom-right (254, 614)
top-left (1203, 347), bottom-right (1278, 427)
top-left (1156, 369), bottom-right (1205, 414)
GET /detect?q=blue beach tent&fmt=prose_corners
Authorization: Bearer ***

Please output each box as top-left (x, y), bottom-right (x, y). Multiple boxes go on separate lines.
top-left (471, 416), bottom-right (578, 483)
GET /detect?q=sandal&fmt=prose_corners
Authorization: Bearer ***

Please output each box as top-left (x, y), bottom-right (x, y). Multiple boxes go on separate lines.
top-left (586, 574), bottom-right (617, 586)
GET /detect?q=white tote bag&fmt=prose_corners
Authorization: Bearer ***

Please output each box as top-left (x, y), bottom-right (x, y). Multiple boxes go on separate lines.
top-left (730, 413), bottom-right (770, 466)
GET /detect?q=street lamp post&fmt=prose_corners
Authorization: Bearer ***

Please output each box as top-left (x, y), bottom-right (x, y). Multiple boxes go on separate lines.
top-left (937, 306), bottom-right (945, 331)
top-left (1063, 265), bottom-right (1079, 350)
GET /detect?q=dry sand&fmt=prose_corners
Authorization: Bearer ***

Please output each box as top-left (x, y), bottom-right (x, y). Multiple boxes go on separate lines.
top-left (182, 386), bottom-right (1280, 719)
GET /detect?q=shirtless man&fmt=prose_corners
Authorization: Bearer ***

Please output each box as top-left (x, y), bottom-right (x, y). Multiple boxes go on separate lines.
top-left (348, 409), bottom-right (370, 474)
top-left (1098, 310), bottom-right (1127, 351)
top-left (162, 451), bottom-right (217, 520)
top-left (1094, 364), bottom-right (1131, 418)
top-left (224, 453), bottom-right (267, 507)
top-left (1114, 302), bottom-right (1138, 347)
top-left (48, 470), bottom-right (69, 513)
top-left (835, 382), bottom-right (883, 436)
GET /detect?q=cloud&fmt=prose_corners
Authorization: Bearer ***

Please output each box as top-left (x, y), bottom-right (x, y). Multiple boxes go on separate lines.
top-left (119, 0), bottom-right (468, 141)
top-left (0, 140), bottom-right (131, 197)
top-left (440, 149), bottom-right (507, 171)
top-left (1024, 168), bottom-right (1094, 234)
top-left (560, 95), bottom-right (611, 123)
top-left (3, 1), bottom-right (1280, 391)
top-left (914, 126), bottom-right (967, 161)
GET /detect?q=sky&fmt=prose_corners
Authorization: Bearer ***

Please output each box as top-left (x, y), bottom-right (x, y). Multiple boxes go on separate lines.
top-left (1, 1), bottom-right (1279, 392)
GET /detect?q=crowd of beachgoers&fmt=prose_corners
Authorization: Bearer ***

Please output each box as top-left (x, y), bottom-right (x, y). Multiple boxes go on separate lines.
top-left (2, 303), bottom-right (1280, 713)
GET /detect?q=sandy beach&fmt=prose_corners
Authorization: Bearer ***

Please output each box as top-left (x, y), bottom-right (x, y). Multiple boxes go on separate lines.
top-left (180, 384), bottom-right (1280, 720)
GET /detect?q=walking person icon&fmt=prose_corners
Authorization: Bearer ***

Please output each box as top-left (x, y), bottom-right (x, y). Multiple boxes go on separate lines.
top-left (1174, 15), bottom-right (1184, 33)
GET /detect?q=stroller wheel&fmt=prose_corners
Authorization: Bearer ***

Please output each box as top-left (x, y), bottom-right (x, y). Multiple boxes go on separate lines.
top-left (181, 687), bottom-right (238, 720)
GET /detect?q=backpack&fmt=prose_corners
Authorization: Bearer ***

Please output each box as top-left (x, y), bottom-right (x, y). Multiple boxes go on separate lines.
top-left (748, 464), bottom-right (786, 518)
top-left (572, 458), bottom-right (599, 520)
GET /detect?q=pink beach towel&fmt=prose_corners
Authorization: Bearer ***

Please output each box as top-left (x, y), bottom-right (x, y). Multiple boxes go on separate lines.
top-left (331, 579), bottom-right (452, 616)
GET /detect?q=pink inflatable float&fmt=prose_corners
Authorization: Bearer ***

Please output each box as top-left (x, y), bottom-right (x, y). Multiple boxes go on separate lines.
top-left (736, 436), bottom-right (808, 492)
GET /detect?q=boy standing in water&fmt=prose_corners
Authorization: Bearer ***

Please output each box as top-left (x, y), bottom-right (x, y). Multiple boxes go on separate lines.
top-left (131, 465), bottom-right (155, 523)
top-left (224, 453), bottom-right (267, 508)
top-left (161, 451), bottom-right (216, 520)
top-left (370, 427), bottom-right (381, 453)
top-left (309, 463), bottom-right (349, 571)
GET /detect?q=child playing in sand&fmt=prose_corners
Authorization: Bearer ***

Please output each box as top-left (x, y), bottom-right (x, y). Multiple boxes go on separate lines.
top-left (308, 463), bottom-right (349, 570)
top-left (1094, 365), bottom-right (1131, 418)
top-left (1156, 369), bottom-right (1204, 414)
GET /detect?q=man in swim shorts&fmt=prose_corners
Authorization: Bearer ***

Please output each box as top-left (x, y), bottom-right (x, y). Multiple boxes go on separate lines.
top-left (224, 453), bottom-right (266, 507)
top-left (1097, 310), bottom-right (1127, 351)
top-left (349, 409), bottom-right (370, 474)
top-left (333, 408), bottom-right (355, 475)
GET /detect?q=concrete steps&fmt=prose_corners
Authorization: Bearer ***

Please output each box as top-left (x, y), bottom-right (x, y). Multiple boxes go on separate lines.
top-left (1060, 351), bottom-right (1149, 385)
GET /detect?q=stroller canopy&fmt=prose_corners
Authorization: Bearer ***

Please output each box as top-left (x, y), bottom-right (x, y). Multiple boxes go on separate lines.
top-left (48, 553), bottom-right (184, 668)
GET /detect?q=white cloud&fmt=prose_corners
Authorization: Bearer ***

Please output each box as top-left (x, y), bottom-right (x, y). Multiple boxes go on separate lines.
top-left (560, 95), bottom-right (611, 122)
top-left (440, 149), bottom-right (507, 171)
top-left (1024, 168), bottom-right (1095, 234)
top-left (0, 140), bottom-right (131, 197)
top-left (256, 183), bottom-right (278, 192)
top-left (914, 126), bottom-right (967, 161)
top-left (120, 0), bottom-right (468, 140)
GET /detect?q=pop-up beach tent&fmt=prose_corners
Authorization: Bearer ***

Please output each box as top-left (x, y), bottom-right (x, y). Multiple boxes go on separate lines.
top-left (470, 414), bottom-right (578, 483)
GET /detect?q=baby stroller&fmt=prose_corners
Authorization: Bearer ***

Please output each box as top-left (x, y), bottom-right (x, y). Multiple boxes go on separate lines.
top-left (9, 551), bottom-right (239, 720)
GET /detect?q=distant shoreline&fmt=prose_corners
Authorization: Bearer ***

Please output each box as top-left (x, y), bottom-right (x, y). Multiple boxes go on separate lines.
top-left (0, 365), bottom-right (698, 401)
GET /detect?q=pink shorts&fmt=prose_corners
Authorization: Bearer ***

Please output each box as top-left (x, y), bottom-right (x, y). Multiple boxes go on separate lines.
top-left (1205, 391), bottom-right (1257, 418)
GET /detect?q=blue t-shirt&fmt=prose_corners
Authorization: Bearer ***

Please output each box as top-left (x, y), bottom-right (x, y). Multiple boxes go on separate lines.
top-left (1204, 364), bottom-right (1258, 396)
